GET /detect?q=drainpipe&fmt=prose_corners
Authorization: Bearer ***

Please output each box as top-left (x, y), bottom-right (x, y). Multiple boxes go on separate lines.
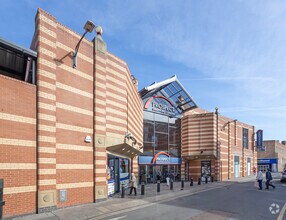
top-left (215, 107), bottom-right (220, 182)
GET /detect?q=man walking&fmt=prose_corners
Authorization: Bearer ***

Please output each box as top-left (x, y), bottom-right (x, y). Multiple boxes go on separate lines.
top-left (256, 169), bottom-right (263, 190)
top-left (265, 168), bottom-right (275, 190)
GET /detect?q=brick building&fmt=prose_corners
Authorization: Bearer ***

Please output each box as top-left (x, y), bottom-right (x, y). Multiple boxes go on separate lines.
top-left (181, 108), bottom-right (257, 181)
top-left (0, 8), bottom-right (258, 218)
top-left (0, 8), bottom-right (143, 218)
top-left (257, 140), bottom-right (286, 172)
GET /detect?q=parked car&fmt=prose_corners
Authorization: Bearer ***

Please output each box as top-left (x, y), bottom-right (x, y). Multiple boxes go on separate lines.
top-left (281, 170), bottom-right (286, 182)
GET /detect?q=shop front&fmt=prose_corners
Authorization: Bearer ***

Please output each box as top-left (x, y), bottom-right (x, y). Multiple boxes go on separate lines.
top-left (258, 158), bottom-right (278, 172)
top-left (139, 76), bottom-right (198, 184)
top-left (107, 155), bottom-right (130, 195)
top-left (138, 152), bottom-right (181, 183)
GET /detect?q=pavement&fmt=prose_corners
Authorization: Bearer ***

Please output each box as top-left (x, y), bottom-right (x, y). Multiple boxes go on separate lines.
top-left (11, 180), bottom-right (232, 220)
top-left (10, 174), bottom-right (285, 220)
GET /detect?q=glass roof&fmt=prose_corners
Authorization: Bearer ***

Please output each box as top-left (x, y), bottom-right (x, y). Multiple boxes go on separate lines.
top-left (140, 75), bottom-right (198, 116)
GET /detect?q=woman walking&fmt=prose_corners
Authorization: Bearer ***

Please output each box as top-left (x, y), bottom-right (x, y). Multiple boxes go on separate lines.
top-left (129, 173), bottom-right (137, 196)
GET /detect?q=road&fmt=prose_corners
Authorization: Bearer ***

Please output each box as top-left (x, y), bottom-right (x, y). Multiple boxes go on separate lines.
top-left (102, 179), bottom-right (286, 220)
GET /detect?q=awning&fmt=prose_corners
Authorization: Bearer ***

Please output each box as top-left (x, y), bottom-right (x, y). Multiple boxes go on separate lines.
top-left (106, 138), bottom-right (143, 159)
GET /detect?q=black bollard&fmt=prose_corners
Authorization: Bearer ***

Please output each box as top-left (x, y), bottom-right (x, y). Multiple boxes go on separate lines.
top-left (211, 176), bottom-right (214, 182)
top-left (190, 178), bottom-right (193, 186)
top-left (0, 179), bottom-right (5, 220)
top-left (157, 181), bottom-right (160, 193)
top-left (205, 176), bottom-right (208, 184)
top-left (198, 177), bottom-right (201, 185)
top-left (181, 180), bottom-right (184, 190)
top-left (170, 179), bottom-right (173, 190)
top-left (141, 182), bottom-right (145, 195)
top-left (121, 184), bottom-right (125, 198)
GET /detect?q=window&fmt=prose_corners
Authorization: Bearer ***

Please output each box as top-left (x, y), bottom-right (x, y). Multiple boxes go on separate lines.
top-left (242, 128), bottom-right (249, 149)
top-left (120, 158), bottom-right (129, 174)
top-left (143, 142), bottom-right (154, 156)
top-left (143, 120), bottom-right (154, 142)
top-left (155, 132), bottom-right (168, 152)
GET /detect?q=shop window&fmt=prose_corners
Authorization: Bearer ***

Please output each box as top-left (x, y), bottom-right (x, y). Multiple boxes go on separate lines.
top-left (120, 158), bottom-right (129, 174)
top-left (242, 128), bottom-right (249, 149)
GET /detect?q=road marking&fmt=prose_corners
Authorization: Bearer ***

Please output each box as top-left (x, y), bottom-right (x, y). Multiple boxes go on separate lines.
top-left (108, 216), bottom-right (126, 220)
top-left (277, 203), bottom-right (286, 220)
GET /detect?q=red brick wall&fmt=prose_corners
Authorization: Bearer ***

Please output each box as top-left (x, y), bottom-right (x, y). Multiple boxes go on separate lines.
top-left (0, 75), bottom-right (37, 217)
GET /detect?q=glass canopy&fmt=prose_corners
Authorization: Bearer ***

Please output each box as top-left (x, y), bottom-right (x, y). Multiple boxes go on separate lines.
top-left (140, 75), bottom-right (198, 117)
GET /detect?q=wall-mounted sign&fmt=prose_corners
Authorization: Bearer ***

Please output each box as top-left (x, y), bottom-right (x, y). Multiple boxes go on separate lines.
top-left (138, 152), bottom-right (181, 165)
top-left (144, 96), bottom-right (175, 116)
top-left (256, 129), bottom-right (263, 147)
top-left (85, 135), bottom-right (92, 143)
top-left (152, 151), bottom-right (170, 164)
top-left (257, 158), bottom-right (278, 164)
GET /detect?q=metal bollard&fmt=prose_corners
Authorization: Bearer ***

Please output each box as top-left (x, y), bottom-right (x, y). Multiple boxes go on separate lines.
top-left (0, 179), bottom-right (5, 220)
top-left (141, 182), bottom-right (145, 195)
top-left (157, 181), bottom-right (160, 193)
top-left (198, 177), bottom-right (201, 185)
top-left (190, 178), bottom-right (193, 186)
top-left (170, 179), bottom-right (173, 190)
top-left (121, 184), bottom-right (125, 198)
top-left (181, 180), bottom-right (184, 190)
top-left (205, 176), bottom-right (208, 184)
top-left (211, 176), bottom-right (214, 182)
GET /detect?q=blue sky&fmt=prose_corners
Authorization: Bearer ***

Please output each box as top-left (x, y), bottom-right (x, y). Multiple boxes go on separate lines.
top-left (1, 0), bottom-right (285, 141)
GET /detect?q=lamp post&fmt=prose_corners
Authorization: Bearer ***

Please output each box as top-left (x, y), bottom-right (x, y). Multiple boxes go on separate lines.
top-left (73, 20), bottom-right (95, 68)
top-left (222, 119), bottom-right (237, 180)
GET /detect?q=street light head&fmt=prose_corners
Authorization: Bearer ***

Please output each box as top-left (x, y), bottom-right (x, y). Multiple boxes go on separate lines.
top-left (84, 20), bottom-right (95, 33)
top-left (95, 26), bottom-right (103, 36)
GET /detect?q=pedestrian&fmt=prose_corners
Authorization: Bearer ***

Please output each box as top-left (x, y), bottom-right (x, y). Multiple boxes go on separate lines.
top-left (253, 166), bottom-right (256, 175)
top-left (157, 169), bottom-right (161, 182)
top-left (166, 172), bottom-right (170, 186)
top-left (265, 168), bottom-right (275, 190)
top-left (256, 169), bottom-right (263, 190)
top-left (129, 173), bottom-right (137, 196)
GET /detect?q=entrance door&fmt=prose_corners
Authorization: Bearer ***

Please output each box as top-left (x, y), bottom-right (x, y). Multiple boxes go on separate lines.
top-left (234, 156), bottom-right (240, 178)
top-left (247, 158), bottom-right (251, 176)
top-left (114, 158), bottom-right (119, 192)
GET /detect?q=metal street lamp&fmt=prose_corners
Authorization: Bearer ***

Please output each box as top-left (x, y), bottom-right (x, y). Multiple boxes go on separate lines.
top-left (222, 119), bottom-right (237, 180)
top-left (73, 20), bottom-right (95, 68)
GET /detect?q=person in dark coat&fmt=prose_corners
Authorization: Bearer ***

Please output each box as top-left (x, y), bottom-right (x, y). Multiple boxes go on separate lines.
top-left (265, 168), bottom-right (275, 189)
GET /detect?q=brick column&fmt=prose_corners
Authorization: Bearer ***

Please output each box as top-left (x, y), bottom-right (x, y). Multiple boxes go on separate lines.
top-left (36, 9), bottom-right (58, 212)
top-left (93, 35), bottom-right (108, 202)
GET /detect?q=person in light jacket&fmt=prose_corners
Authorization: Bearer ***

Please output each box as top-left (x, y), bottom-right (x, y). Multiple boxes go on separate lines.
top-left (256, 170), bottom-right (263, 190)
top-left (129, 173), bottom-right (137, 196)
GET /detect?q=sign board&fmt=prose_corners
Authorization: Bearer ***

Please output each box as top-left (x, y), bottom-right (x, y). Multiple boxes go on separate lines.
top-left (108, 180), bottom-right (115, 196)
top-left (257, 158), bottom-right (278, 164)
top-left (256, 130), bottom-right (263, 147)
top-left (138, 154), bottom-right (181, 165)
top-left (144, 96), bottom-right (176, 116)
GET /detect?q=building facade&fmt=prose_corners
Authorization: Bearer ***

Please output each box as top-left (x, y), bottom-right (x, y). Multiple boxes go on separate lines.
top-left (181, 108), bottom-right (257, 181)
top-left (257, 140), bottom-right (286, 172)
top-left (0, 8), bottom-right (259, 219)
top-left (0, 9), bottom-right (143, 218)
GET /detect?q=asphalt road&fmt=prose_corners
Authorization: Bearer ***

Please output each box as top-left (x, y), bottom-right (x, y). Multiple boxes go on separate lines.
top-left (104, 179), bottom-right (286, 220)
